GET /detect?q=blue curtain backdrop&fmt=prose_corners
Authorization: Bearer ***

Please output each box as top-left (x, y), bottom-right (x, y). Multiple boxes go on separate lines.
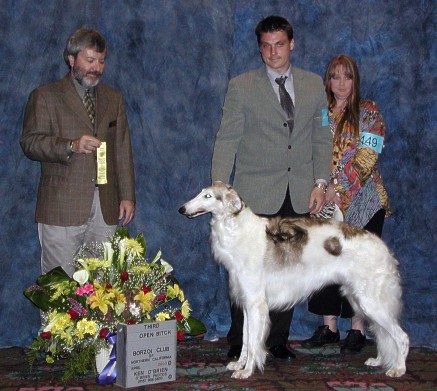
top-left (1, 0), bottom-right (435, 348)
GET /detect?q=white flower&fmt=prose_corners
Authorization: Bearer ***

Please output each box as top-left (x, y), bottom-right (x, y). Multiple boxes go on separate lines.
top-left (117, 239), bottom-right (126, 270)
top-left (102, 241), bottom-right (114, 262)
top-left (75, 258), bottom-right (89, 272)
top-left (129, 303), bottom-right (141, 317)
top-left (73, 270), bottom-right (89, 286)
top-left (160, 258), bottom-right (173, 274)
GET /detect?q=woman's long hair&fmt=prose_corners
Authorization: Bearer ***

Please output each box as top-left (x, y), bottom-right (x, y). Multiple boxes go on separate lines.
top-left (324, 54), bottom-right (361, 139)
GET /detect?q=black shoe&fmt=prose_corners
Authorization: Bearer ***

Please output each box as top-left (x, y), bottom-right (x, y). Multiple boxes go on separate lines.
top-left (340, 329), bottom-right (366, 353)
top-left (227, 344), bottom-right (242, 359)
top-left (269, 344), bottom-right (296, 360)
top-left (301, 325), bottom-right (340, 348)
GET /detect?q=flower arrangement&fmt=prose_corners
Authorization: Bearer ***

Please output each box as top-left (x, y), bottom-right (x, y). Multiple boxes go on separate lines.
top-left (24, 227), bottom-right (205, 381)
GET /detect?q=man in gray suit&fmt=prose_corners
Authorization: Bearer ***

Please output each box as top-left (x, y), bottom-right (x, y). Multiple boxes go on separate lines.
top-left (20, 28), bottom-right (135, 276)
top-left (211, 16), bottom-right (332, 360)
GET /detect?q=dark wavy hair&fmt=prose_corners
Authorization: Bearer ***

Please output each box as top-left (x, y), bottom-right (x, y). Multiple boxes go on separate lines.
top-left (324, 54), bottom-right (361, 138)
top-left (63, 28), bottom-right (107, 68)
top-left (255, 16), bottom-right (293, 45)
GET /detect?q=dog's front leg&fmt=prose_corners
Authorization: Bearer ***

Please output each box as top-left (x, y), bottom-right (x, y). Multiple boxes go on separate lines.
top-left (227, 306), bottom-right (249, 372)
top-left (230, 299), bottom-right (270, 379)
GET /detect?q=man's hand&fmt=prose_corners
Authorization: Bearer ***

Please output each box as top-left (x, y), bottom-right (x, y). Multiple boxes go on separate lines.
top-left (308, 187), bottom-right (326, 215)
top-left (119, 200), bottom-right (135, 226)
top-left (71, 135), bottom-right (101, 154)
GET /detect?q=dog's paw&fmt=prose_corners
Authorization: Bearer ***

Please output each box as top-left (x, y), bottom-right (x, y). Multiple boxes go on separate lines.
top-left (365, 357), bottom-right (381, 367)
top-left (385, 367), bottom-right (406, 378)
top-left (231, 369), bottom-right (253, 379)
top-left (227, 360), bottom-right (244, 371)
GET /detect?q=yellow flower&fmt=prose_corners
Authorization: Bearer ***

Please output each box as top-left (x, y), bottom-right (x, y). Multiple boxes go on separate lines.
top-left (51, 280), bottom-right (75, 300)
top-left (181, 300), bottom-right (191, 318)
top-left (75, 328), bottom-right (85, 340)
top-left (109, 287), bottom-right (126, 315)
top-left (134, 290), bottom-right (154, 313)
top-left (131, 264), bottom-right (150, 274)
top-left (87, 257), bottom-right (110, 271)
top-left (76, 319), bottom-right (97, 336)
top-left (45, 312), bottom-right (72, 335)
top-left (167, 283), bottom-right (185, 302)
top-left (87, 283), bottom-right (115, 315)
top-left (125, 238), bottom-right (144, 258)
top-left (155, 312), bottom-right (170, 322)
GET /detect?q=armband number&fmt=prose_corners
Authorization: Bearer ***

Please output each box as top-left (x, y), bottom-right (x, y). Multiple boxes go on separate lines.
top-left (359, 132), bottom-right (384, 154)
top-left (321, 108), bottom-right (329, 127)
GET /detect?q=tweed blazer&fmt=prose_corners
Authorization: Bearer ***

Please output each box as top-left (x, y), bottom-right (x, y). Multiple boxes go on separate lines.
top-left (211, 66), bottom-right (332, 214)
top-left (20, 74), bottom-right (135, 226)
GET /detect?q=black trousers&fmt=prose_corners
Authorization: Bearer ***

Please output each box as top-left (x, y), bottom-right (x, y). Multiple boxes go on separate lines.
top-left (227, 188), bottom-right (309, 347)
top-left (307, 208), bottom-right (386, 318)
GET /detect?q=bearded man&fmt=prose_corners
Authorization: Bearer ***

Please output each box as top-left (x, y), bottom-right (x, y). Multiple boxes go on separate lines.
top-left (20, 28), bottom-right (136, 276)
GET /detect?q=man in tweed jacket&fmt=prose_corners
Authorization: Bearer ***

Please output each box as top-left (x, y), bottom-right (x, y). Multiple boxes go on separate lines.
top-left (211, 16), bottom-right (332, 361)
top-left (20, 28), bottom-right (135, 276)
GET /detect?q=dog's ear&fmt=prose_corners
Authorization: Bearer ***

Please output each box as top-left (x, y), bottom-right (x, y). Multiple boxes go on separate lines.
top-left (224, 188), bottom-right (243, 213)
top-left (213, 180), bottom-right (226, 188)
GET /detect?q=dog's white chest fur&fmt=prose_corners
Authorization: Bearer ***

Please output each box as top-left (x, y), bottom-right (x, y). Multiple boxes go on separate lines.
top-left (210, 209), bottom-right (268, 274)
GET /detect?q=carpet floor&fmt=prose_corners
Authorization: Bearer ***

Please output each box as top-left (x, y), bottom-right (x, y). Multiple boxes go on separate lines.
top-left (0, 338), bottom-right (436, 390)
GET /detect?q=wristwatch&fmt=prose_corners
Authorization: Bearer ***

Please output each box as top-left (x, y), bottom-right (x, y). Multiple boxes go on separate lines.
top-left (67, 140), bottom-right (74, 158)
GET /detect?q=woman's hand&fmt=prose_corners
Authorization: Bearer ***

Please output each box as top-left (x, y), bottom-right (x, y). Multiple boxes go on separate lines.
top-left (326, 184), bottom-right (341, 206)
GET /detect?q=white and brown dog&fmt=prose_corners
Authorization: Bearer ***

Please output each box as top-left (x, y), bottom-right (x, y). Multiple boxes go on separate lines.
top-left (179, 181), bottom-right (409, 379)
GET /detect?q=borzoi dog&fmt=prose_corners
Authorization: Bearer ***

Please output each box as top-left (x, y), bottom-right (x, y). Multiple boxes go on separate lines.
top-left (179, 181), bottom-right (409, 379)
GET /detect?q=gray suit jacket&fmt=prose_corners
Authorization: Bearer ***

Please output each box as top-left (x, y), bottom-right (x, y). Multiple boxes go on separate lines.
top-left (211, 66), bottom-right (331, 214)
top-left (20, 74), bottom-right (135, 226)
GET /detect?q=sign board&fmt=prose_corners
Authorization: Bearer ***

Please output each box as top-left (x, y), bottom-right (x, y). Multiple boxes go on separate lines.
top-left (115, 320), bottom-right (177, 388)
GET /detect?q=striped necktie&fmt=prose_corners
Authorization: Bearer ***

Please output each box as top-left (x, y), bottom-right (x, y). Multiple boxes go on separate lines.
top-left (83, 89), bottom-right (95, 125)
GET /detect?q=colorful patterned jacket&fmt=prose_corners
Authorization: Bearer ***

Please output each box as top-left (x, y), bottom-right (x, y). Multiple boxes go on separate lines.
top-left (330, 99), bottom-right (391, 228)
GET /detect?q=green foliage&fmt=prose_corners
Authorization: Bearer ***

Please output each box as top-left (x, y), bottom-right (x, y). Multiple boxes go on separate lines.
top-left (186, 316), bottom-right (207, 336)
top-left (61, 344), bottom-right (97, 382)
top-left (24, 267), bottom-right (72, 311)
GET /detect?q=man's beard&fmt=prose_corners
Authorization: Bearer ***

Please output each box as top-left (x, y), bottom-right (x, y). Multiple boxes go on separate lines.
top-left (72, 64), bottom-right (102, 88)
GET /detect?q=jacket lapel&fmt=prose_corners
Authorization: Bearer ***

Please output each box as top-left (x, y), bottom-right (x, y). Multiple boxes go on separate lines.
top-left (60, 75), bottom-right (94, 132)
top-left (95, 84), bottom-right (109, 134)
top-left (254, 67), bottom-right (284, 117)
top-left (291, 67), bottom-right (305, 121)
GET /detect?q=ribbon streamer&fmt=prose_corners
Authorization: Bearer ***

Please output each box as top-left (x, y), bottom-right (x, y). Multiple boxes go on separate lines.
top-left (96, 333), bottom-right (117, 385)
top-left (149, 297), bottom-right (182, 317)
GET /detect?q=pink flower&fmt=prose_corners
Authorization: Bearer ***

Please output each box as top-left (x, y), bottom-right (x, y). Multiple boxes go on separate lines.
top-left (40, 331), bottom-right (52, 340)
top-left (76, 283), bottom-right (94, 296)
top-left (141, 285), bottom-right (152, 293)
top-left (157, 293), bottom-right (166, 301)
top-left (83, 284), bottom-right (94, 293)
top-left (175, 311), bottom-right (184, 321)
